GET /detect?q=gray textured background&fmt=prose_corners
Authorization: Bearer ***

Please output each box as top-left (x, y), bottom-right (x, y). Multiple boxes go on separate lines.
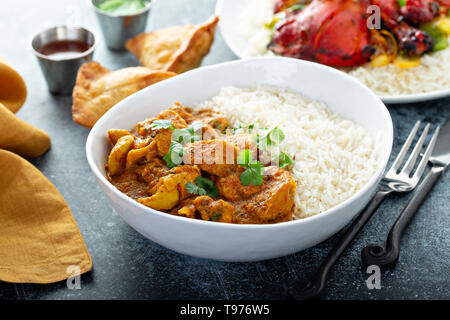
top-left (0, 0), bottom-right (448, 300)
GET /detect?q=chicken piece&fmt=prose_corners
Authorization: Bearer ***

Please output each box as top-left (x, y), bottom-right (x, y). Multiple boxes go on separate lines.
top-left (236, 166), bottom-right (296, 223)
top-left (401, 0), bottom-right (439, 24)
top-left (192, 109), bottom-right (229, 132)
top-left (137, 109), bottom-right (189, 156)
top-left (138, 182), bottom-right (179, 210)
top-left (137, 109), bottom-right (188, 136)
top-left (270, 0), bottom-right (374, 67)
top-left (170, 198), bottom-right (197, 219)
top-left (155, 129), bottom-right (173, 157)
top-left (135, 158), bottom-right (170, 192)
top-left (108, 135), bottom-right (135, 176)
top-left (215, 173), bottom-right (264, 202)
top-left (224, 133), bottom-right (263, 161)
top-left (168, 102), bottom-right (197, 123)
top-left (372, 0), bottom-right (434, 56)
top-left (170, 165), bottom-right (202, 200)
top-left (193, 196), bottom-right (235, 223)
top-left (138, 165), bottom-right (200, 210)
top-left (183, 140), bottom-right (240, 177)
top-left (126, 141), bottom-right (157, 169)
top-left (108, 129), bottom-right (131, 145)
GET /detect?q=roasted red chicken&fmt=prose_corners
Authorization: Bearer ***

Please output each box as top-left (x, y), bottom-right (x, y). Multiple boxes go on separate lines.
top-left (269, 0), bottom-right (450, 67)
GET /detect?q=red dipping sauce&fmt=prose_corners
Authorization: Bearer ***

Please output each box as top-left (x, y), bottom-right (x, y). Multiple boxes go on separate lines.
top-left (38, 40), bottom-right (90, 59)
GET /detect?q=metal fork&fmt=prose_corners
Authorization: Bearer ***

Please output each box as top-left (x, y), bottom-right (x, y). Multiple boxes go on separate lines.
top-left (289, 120), bottom-right (439, 300)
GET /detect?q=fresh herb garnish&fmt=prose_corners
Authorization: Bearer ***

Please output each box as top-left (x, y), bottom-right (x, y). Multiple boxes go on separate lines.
top-left (150, 119), bottom-right (175, 130)
top-left (163, 141), bottom-right (184, 168)
top-left (277, 151), bottom-right (294, 169)
top-left (172, 121), bottom-right (205, 144)
top-left (237, 149), bottom-right (253, 166)
top-left (253, 126), bottom-right (285, 150)
top-left (398, 0), bottom-right (406, 7)
top-left (211, 213), bottom-right (222, 221)
top-left (185, 176), bottom-right (219, 198)
top-left (237, 149), bottom-right (264, 186)
top-left (162, 121), bottom-right (205, 167)
top-left (240, 162), bottom-right (264, 186)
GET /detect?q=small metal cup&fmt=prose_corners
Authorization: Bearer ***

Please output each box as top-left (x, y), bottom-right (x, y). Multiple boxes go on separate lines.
top-left (32, 26), bottom-right (96, 95)
top-left (90, 0), bottom-right (151, 51)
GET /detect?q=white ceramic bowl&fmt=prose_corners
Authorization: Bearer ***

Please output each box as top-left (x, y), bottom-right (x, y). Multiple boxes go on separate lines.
top-left (86, 57), bottom-right (393, 262)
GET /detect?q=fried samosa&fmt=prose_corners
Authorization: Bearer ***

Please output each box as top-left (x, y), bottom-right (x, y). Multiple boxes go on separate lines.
top-left (125, 16), bottom-right (219, 74)
top-left (72, 61), bottom-right (176, 128)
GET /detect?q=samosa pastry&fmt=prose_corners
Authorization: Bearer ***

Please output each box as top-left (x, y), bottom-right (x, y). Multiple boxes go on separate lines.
top-left (126, 16), bottom-right (219, 74)
top-left (72, 61), bottom-right (175, 128)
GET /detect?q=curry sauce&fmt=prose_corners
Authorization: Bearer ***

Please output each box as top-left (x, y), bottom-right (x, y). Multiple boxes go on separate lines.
top-left (106, 103), bottom-right (297, 224)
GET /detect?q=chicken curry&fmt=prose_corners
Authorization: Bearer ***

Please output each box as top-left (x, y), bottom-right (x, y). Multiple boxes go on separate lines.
top-left (105, 103), bottom-right (297, 224)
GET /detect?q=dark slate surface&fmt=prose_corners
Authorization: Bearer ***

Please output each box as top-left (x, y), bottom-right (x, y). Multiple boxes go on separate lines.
top-left (0, 0), bottom-right (448, 300)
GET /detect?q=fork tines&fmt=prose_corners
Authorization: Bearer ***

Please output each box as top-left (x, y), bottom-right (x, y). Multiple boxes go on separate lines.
top-left (387, 120), bottom-right (440, 183)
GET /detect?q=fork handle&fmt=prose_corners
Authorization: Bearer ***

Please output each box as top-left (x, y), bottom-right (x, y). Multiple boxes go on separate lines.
top-left (289, 189), bottom-right (391, 300)
top-left (361, 166), bottom-right (445, 271)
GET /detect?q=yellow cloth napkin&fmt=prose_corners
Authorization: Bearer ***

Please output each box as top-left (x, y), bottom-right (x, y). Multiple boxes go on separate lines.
top-left (0, 59), bottom-right (92, 283)
top-left (0, 56), bottom-right (27, 113)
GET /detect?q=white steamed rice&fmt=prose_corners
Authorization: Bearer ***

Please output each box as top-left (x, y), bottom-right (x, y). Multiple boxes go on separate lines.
top-left (238, 0), bottom-right (450, 96)
top-left (194, 86), bottom-right (378, 219)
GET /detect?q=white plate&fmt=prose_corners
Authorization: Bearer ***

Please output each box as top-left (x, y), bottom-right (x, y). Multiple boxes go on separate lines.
top-left (87, 57), bottom-right (392, 262)
top-left (215, 0), bottom-right (450, 104)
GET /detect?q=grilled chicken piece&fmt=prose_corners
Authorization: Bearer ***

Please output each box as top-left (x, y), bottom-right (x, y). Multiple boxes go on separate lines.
top-left (183, 140), bottom-right (240, 177)
top-left (193, 196), bottom-right (235, 223)
top-left (372, 0), bottom-right (434, 55)
top-left (270, 0), bottom-right (441, 63)
top-left (269, 0), bottom-right (374, 67)
top-left (401, 0), bottom-right (440, 24)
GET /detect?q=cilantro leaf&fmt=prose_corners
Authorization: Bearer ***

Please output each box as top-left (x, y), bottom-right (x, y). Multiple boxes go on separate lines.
top-left (163, 141), bottom-right (184, 168)
top-left (253, 126), bottom-right (285, 151)
top-left (171, 121), bottom-right (205, 144)
top-left (237, 149), bottom-right (252, 167)
top-left (172, 128), bottom-right (193, 144)
top-left (277, 152), bottom-right (294, 169)
top-left (185, 182), bottom-right (207, 196)
top-left (240, 162), bottom-right (264, 186)
top-left (195, 176), bottom-right (219, 198)
top-left (150, 119), bottom-right (175, 130)
top-left (185, 176), bottom-right (219, 198)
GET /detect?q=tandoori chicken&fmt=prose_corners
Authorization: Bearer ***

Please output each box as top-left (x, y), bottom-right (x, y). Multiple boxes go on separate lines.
top-left (268, 0), bottom-right (450, 67)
